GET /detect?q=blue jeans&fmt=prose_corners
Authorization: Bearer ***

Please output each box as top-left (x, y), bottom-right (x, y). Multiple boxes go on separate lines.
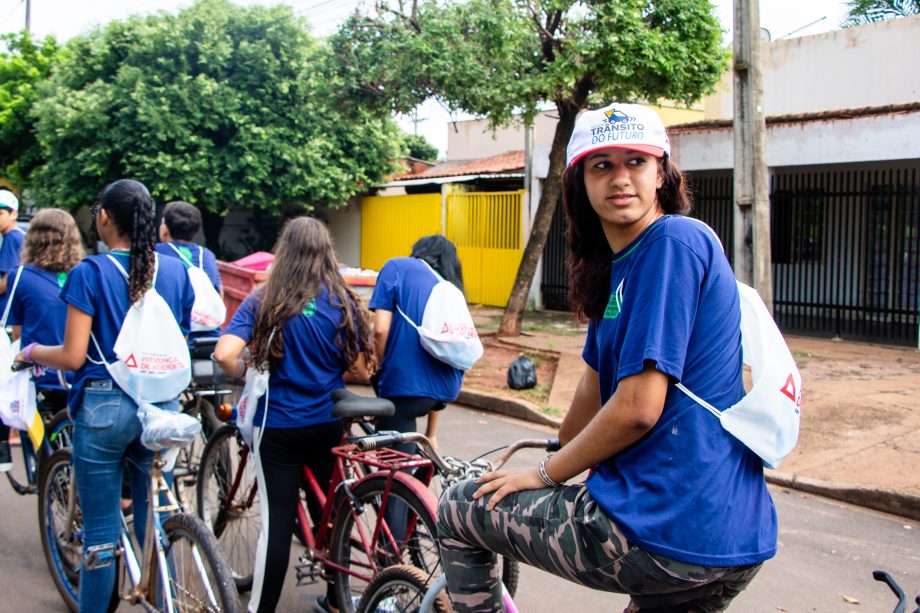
top-left (72, 387), bottom-right (179, 613)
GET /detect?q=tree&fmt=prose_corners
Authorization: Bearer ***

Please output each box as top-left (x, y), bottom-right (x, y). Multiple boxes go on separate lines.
top-left (0, 33), bottom-right (59, 190)
top-left (30, 0), bottom-right (403, 252)
top-left (403, 133), bottom-right (439, 162)
top-left (332, 0), bottom-right (727, 335)
top-left (842, 0), bottom-right (919, 26)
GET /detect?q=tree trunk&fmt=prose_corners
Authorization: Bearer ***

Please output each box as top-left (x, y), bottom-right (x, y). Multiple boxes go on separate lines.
top-left (497, 105), bottom-right (579, 337)
top-left (201, 208), bottom-right (225, 257)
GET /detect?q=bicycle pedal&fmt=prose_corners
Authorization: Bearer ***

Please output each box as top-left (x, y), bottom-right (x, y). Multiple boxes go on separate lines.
top-left (294, 560), bottom-right (320, 586)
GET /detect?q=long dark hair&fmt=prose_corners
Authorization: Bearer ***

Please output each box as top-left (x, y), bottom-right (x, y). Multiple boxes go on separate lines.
top-left (563, 155), bottom-right (693, 321)
top-left (249, 217), bottom-right (374, 373)
top-left (94, 180), bottom-right (157, 304)
top-left (410, 234), bottom-right (465, 295)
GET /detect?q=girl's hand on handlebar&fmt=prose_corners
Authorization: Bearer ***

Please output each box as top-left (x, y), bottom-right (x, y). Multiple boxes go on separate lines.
top-left (472, 466), bottom-right (544, 511)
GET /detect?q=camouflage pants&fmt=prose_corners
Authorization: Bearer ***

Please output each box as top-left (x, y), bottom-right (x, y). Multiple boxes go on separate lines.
top-left (437, 480), bottom-right (762, 613)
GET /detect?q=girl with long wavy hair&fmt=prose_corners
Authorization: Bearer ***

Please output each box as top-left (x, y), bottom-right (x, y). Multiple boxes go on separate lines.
top-left (0, 208), bottom-right (83, 472)
top-left (213, 216), bottom-right (374, 613)
top-left (436, 104), bottom-right (776, 612)
top-left (17, 180), bottom-right (194, 613)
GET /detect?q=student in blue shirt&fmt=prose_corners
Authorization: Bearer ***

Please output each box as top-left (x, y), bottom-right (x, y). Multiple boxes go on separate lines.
top-left (213, 216), bottom-right (374, 613)
top-left (156, 199), bottom-right (222, 294)
top-left (437, 104), bottom-right (776, 612)
top-left (0, 189), bottom-right (25, 296)
top-left (0, 208), bottom-right (83, 472)
top-left (369, 234), bottom-right (465, 449)
top-left (18, 180), bottom-right (194, 613)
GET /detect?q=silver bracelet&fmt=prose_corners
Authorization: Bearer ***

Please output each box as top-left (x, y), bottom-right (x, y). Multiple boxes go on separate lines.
top-left (538, 454), bottom-right (564, 488)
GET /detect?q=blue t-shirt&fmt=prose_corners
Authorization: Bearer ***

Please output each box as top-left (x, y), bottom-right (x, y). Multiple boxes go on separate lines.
top-left (582, 215), bottom-right (777, 567)
top-left (0, 226), bottom-right (25, 277)
top-left (61, 252), bottom-right (194, 409)
top-left (368, 257), bottom-right (463, 402)
top-left (156, 241), bottom-right (223, 342)
top-left (223, 286), bottom-right (350, 429)
top-left (155, 241), bottom-right (222, 291)
top-left (5, 265), bottom-right (71, 390)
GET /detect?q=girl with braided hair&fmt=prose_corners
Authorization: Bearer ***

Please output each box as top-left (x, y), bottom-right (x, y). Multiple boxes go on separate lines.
top-left (213, 216), bottom-right (375, 613)
top-left (18, 179), bottom-right (194, 613)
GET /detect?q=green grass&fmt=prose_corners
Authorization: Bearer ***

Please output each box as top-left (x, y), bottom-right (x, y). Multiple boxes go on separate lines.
top-left (539, 406), bottom-right (562, 418)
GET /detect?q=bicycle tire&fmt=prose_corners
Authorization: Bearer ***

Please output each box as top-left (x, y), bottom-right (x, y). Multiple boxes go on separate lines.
top-left (356, 564), bottom-right (450, 613)
top-left (329, 474), bottom-right (440, 613)
top-left (38, 448), bottom-right (120, 613)
top-left (174, 396), bottom-right (223, 512)
top-left (154, 512), bottom-right (243, 612)
top-left (196, 424), bottom-right (260, 592)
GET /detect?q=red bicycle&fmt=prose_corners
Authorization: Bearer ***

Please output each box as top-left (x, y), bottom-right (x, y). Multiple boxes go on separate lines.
top-left (196, 389), bottom-right (440, 612)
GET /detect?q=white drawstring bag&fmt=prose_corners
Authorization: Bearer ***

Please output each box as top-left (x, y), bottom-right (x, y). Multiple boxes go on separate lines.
top-left (166, 243), bottom-right (226, 331)
top-left (677, 281), bottom-right (802, 469)
top-left (397, 261), bottom-right (483, 371)
top-left (0, 266), bottom-right (25, 387)
top-left (235, 328), bottom-right (274, 448)
top-left (90, 254), bottom-right (198, 450)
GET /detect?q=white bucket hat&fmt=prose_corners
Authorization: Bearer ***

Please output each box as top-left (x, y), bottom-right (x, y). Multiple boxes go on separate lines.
top-left (566, 102), bottom-right (671, 167)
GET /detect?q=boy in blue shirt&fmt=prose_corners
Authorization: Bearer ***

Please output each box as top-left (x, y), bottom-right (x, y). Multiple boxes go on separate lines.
top-left (0, 189), bottom-right (26, 295)
top-left (437, 104), bottom-right (776, 612)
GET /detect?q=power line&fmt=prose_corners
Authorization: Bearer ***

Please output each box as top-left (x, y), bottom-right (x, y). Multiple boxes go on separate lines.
top-left (1, 0), bottom-right (24, 31)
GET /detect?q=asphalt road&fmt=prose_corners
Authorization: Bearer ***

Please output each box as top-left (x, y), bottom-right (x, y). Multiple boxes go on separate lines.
top-left (1, 404), bottom-right (917, 612)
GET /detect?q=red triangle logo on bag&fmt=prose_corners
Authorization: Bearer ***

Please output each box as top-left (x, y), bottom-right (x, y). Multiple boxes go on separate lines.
top-left (125, 354), bottom-right (138, 368)
top-left (780, 374), bottom-right (796, 402)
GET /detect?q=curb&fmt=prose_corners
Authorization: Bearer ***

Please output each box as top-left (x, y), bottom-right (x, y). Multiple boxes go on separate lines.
top-left (764, 471), bottom-right (920, 522)
top-left (458, 388), bottom-right (920, 522)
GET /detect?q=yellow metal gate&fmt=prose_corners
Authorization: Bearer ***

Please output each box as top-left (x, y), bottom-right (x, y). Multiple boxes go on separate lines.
top-left (446, 191), bottom-right (524, 307)
top-left (360, 190), bottom-right (524, 307)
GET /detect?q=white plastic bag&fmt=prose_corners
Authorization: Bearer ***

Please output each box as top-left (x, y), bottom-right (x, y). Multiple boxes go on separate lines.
top-left (0, 266), bottom-right (25, 387)
top-left (167, 243), bottom-right (226, 331)
top-left (0, 367), bottom-right (44, 448)
top-left (397, 261), bottom-right (483, 371)
top-left (137, 402), bottom-right (202, 451)
top-left (92, 254), bottom-right (192, 404)
top-left (236, 366), bottom-right (269, 448)
top-left (677, 282), bottom-right (802, 469)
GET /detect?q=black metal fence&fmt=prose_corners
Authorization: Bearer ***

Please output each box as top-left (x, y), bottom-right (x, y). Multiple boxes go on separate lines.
top-left (541, 163), bottom-right (920, 346)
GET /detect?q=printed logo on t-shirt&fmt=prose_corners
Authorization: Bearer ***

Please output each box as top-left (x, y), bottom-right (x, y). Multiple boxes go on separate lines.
top-left (302, 298), bottom-right (317, 317)
top-left (177, 245), bottom-right (194, 269)
top-left (56, 272), bottom-right (67, 288)
top-left (603, 280), bottom-right (625, 319)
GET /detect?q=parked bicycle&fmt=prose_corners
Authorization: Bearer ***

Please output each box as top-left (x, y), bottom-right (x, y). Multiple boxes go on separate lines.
top-left (38, 440), bottom-right (242, 611)
top-left (353, 434), bottom-right (561, 613)
top-left (196, 389), bottom-right (440, 611)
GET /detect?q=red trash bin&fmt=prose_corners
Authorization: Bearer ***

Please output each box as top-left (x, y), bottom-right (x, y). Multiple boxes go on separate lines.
top-left (217, 253), bottom-right (273, 326)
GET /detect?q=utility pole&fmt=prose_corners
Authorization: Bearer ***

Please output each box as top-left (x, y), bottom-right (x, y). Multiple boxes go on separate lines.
top-left (25, 0), bottom-right (31, 34)
top-left (733, 0), bottom-right (773, 311)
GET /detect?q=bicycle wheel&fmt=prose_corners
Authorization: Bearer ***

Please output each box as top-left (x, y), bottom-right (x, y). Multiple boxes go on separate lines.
top-left (356, 564), bottom-right (450, 613)
top-left (330, 474), bottom-right (439, 613)
top-left (38, 448), bottom-right (81, 612)
top-left (174, 397), bottom-right (223, 512)
top-left (196, 424), bottom-right (260, 592)
top-left (154, 512), bottom-right (243, 612)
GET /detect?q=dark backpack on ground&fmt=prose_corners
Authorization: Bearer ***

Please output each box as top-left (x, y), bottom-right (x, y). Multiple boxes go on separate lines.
top-left (507, 355), bottom-right (537, 390)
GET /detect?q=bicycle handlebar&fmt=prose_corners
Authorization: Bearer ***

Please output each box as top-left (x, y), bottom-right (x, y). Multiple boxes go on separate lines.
top-left (351, 431), bottom-right (560, 477)
top-left (11, 360), bottom-right (32, 372)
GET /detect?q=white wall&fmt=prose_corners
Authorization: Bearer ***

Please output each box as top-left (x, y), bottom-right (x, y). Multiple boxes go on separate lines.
top-left (704, 15), bottom-right (920, 118)
top-left (325, 196), bottom-right (362, 268)
top-left (671, 110), bottom-right (920, 171)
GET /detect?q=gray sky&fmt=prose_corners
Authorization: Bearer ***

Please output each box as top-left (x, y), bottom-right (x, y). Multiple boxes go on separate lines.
top-left (2, 0), bottom-right (851, 155)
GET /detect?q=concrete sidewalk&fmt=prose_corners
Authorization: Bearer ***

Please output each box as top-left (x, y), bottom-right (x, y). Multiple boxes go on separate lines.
top-left (462, 306), bottom-right (920, 521)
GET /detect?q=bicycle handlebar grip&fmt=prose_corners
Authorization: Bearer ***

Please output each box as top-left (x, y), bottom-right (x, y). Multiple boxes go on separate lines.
top-left (546, 437), bottom-right (561, 452)
top-left (354, 432), bottom-right (404, 451)
top-left (11, 360), bottom-right (32, 372)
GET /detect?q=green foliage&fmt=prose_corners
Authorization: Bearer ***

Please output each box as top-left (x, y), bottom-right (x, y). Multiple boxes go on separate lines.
top-left (30, 0), bottom-right (403, 214)
top-left (0, 33), bottom-right (60, 189)
top-left (842, 0), bottom-right (919, 26)
top-left (402, 132), bottom-right (439, 161)
top-left (331, 0), bottom-right (728, 126)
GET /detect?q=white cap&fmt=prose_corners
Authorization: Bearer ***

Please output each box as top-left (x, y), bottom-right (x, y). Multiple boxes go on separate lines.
top-left (0, 189), bottom-right (18, 212)
top-left (566, 102), bottom-right (671, 167)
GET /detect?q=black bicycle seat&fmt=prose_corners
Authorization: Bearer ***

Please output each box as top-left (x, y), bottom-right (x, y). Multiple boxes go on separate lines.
top-left (332, 388), bottom-right (395, 419)
top-left (190, 336), bottom-right (219, 360)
